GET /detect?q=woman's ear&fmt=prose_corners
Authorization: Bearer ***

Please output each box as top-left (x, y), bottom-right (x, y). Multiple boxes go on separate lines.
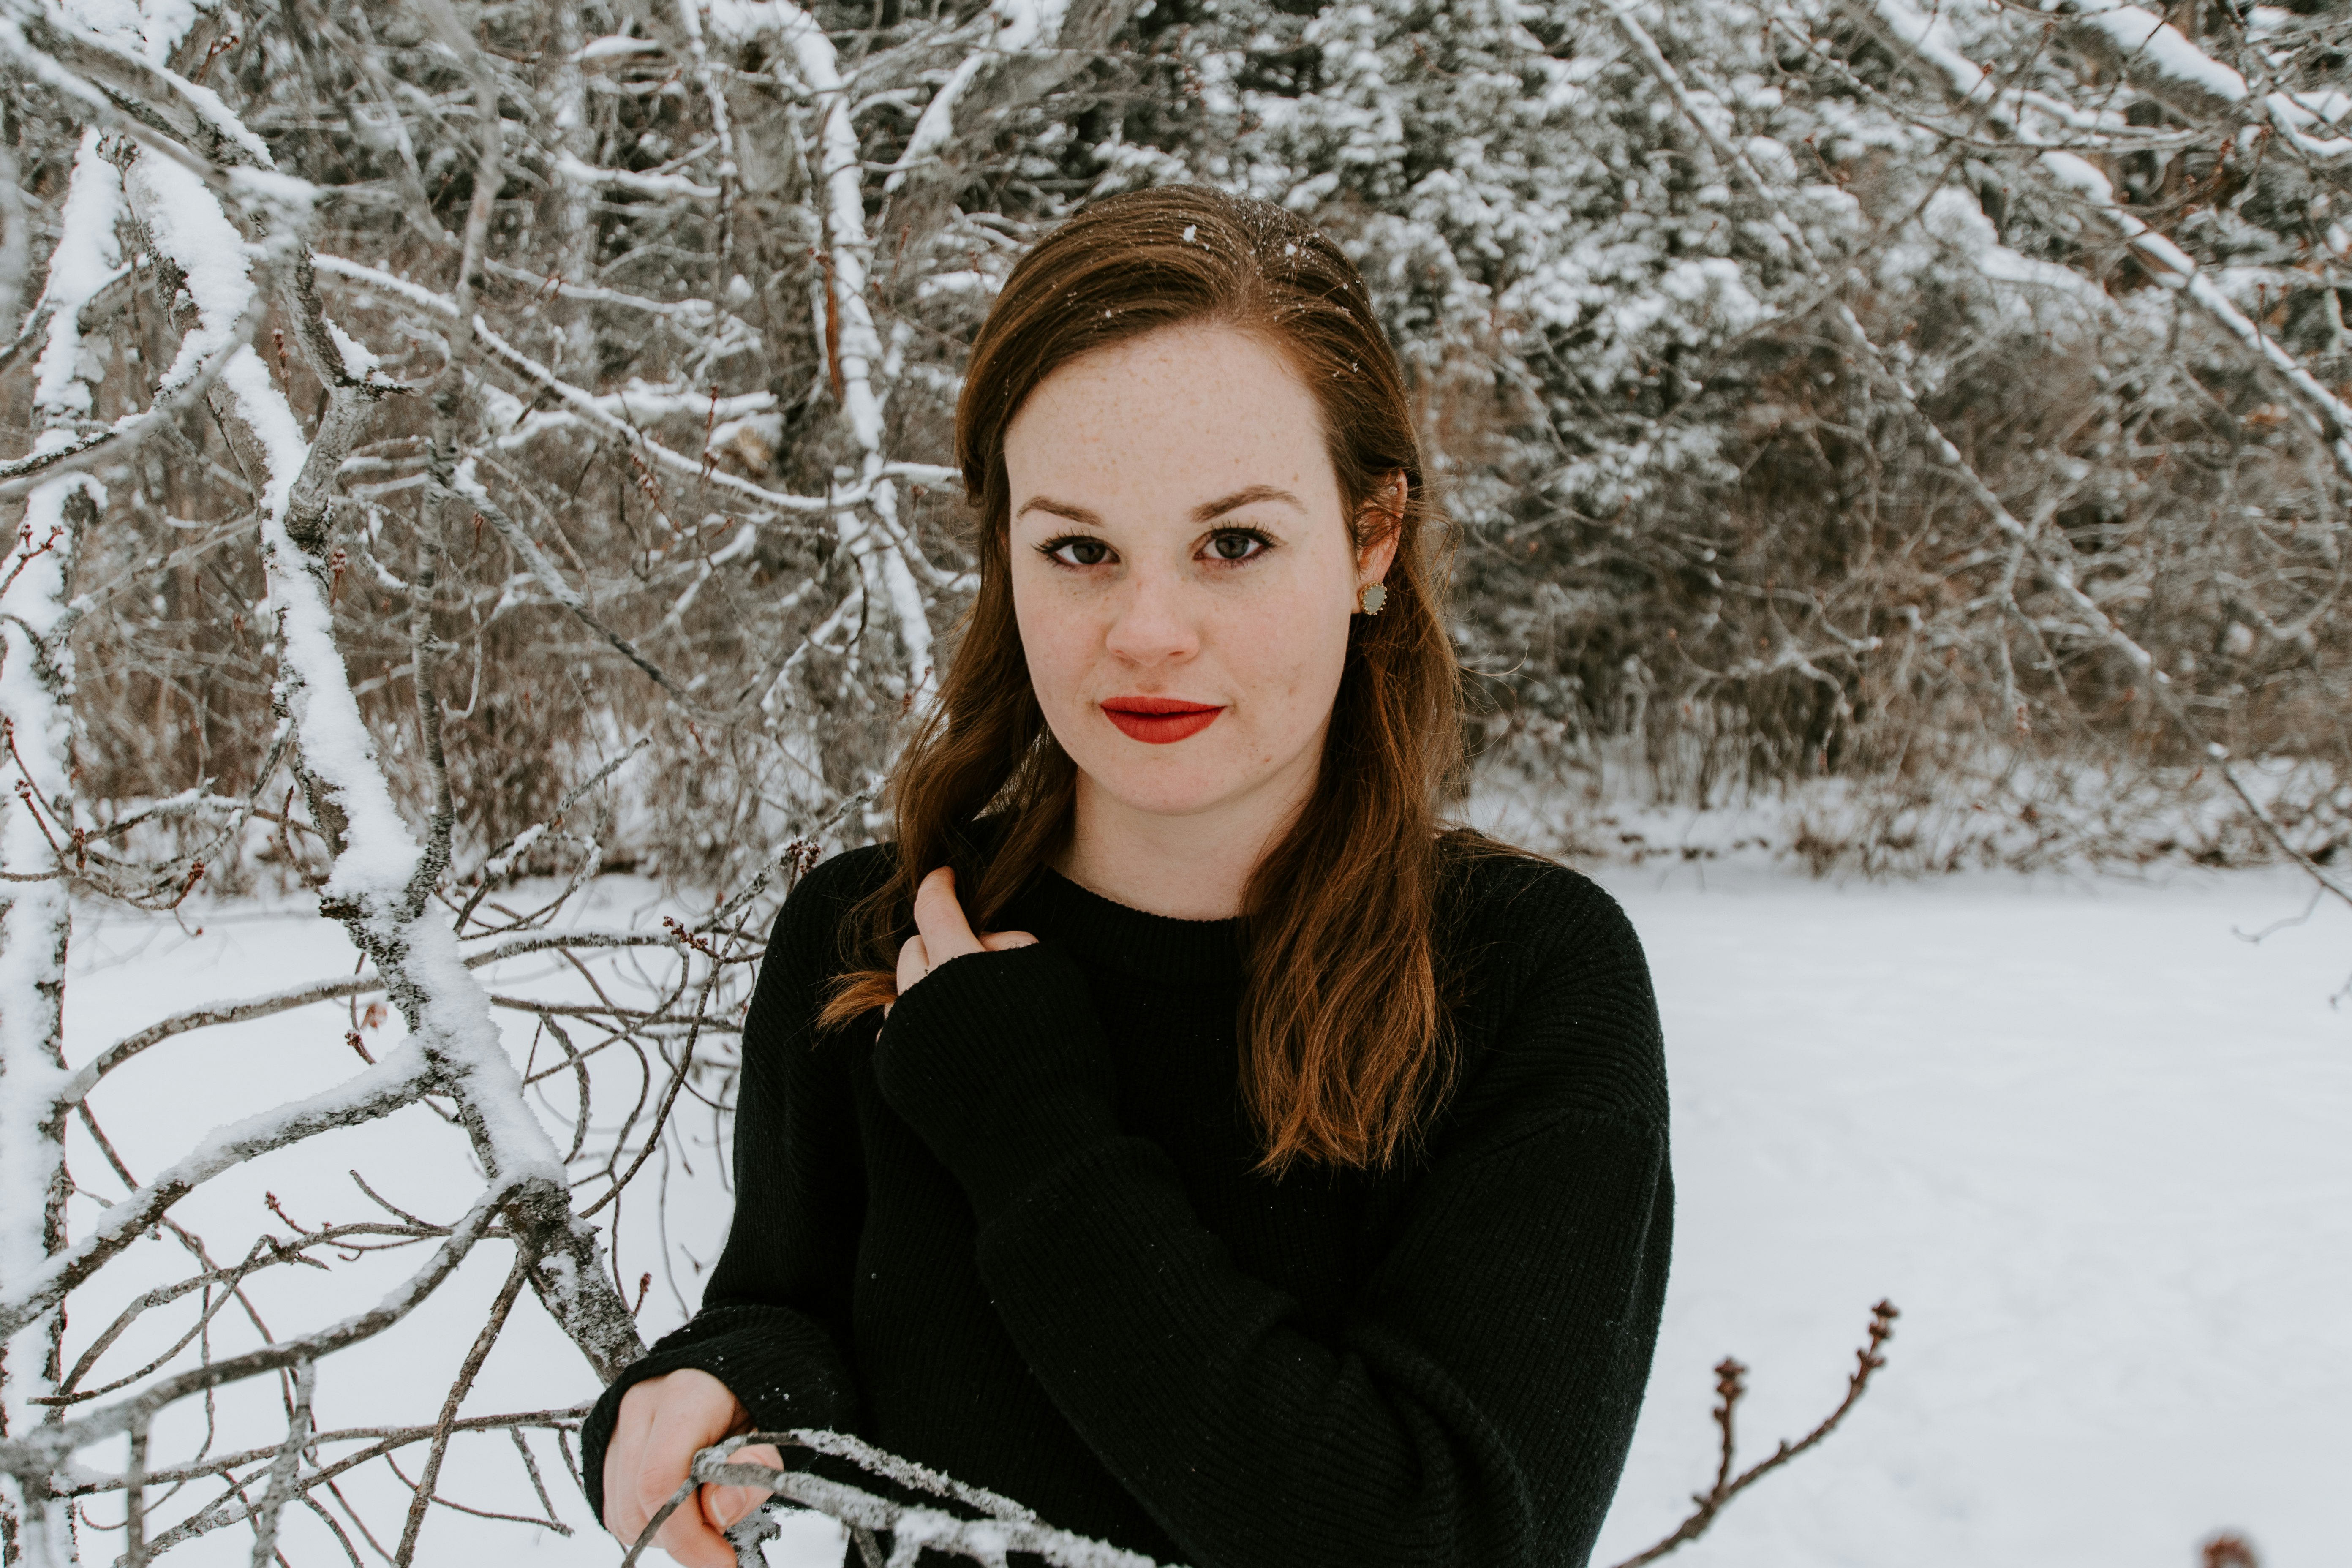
top-left (1356, 471), bottom-right (1407, 581)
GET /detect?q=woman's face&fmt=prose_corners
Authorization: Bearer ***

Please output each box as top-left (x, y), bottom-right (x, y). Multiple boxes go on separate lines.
top-left (1004, 324), bottom-right (1400, 826)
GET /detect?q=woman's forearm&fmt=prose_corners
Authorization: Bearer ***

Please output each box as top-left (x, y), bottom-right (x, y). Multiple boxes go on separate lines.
top-left (972, 1113), bottom-right (1672, 1568)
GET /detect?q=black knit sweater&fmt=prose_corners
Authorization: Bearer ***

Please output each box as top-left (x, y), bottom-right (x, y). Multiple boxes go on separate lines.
top-left (581, 828), bottom-right (1674, 1568)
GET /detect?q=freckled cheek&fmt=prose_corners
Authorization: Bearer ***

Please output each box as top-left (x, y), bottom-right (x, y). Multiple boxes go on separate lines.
top-left (1211, 614), bottom-right (1344, 736)
top-left (1016, 601), bottom-right (1105, 720)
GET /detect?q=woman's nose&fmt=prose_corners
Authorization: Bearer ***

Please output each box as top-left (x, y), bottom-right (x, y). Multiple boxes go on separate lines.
top-left (1102, 567), bottom-right (1200, 666)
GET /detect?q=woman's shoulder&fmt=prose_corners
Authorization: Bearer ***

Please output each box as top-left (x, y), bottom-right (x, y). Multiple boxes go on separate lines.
top-left (790, 837), bottom-right (901, 909)
top-left (762, 813), bottom-right (1023, 970)
top-left (1432, 830), bottom-right (1666, 1131)
top-left (759, 839), bottom-right (901, 984)
top-left (1434, 829), bottom-right (1645, 967)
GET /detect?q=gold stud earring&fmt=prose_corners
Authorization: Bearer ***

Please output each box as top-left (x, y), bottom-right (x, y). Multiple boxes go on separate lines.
top-left (1358, 582), bottom-right (1387, 615)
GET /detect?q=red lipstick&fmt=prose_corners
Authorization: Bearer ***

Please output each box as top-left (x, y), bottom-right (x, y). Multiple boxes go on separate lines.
top-left (1100, 694), bottom-right (1223, 744)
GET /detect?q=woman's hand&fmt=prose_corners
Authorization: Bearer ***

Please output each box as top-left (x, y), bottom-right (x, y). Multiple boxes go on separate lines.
top-left (886, 866), bottom-right (1037, 1015)
top-left (871, 868), bottom-right (1121, 1220)
top-left (600, 1369), bottom-right (783, 1567)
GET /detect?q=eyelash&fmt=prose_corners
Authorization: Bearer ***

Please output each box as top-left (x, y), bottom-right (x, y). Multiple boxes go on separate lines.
top-left (1035, 528), bottom-right (1275, 571)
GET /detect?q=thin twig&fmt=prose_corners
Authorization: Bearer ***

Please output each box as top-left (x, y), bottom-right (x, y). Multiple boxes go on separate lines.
top-left (391, 1246), bottom-right (536, 1565)
top-left (1607, 1300), bottom-right (1900, 1567)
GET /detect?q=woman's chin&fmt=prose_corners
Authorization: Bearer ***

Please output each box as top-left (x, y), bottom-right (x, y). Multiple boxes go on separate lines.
top-left (1075, 762), bottom-right (1248, 822)
top-left (1095, 786), bottom-right (1232, 822)
top-left (1061, 708), bottom-right (1328, 823)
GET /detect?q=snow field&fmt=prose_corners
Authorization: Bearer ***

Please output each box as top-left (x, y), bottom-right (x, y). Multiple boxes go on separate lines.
top-left (1589, 862), bottom-right (2352, 1568)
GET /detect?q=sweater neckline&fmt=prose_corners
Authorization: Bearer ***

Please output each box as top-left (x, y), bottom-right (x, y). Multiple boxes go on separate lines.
top-left (1010, 863), bottom-right (1248, 991)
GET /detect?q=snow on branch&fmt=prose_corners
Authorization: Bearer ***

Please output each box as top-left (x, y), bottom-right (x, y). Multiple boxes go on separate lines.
top-left (2033, 149), bottom-right (2352, 477)
top-left (879, 0), bottom-right (1071, 193)
top-left (307, 250), bottom-right (962, 517)
top-left (0, 282), bottom-right (267, 501)
top-left (2048, 0), bottom-right (2352, 163)
top-left (3, 7), bottom-right (273, 171)
top-left (0, 1044), bottom-right (436, 1344)
top-left (0, 7), bottom-right (727, 1557)
top-left (1617, 0), bottom-right (2352, 913)
top-left (635, 1430), bottom-right (1174, 1568)
top-left (553, 148), bottom-right (724, 202)
top-left (764, 0), bottom-right (940, 700)
top-left (1840, 0), bottom-right (2352, 486)
top-left (1, 117), bottom-right (123, 1568)
top-left (1, 1177), bottom-right (516, 1472)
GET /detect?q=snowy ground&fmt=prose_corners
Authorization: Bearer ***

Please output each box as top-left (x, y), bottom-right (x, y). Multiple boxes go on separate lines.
top-left (1589, 862), bottom-right (2351, 1568)
top-left (50, 860), bottom-right (2352, 1567)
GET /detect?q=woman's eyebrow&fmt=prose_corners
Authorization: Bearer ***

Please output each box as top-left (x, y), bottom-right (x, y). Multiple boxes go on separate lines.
top-left (1014, 485), bottom-right (1305, 526)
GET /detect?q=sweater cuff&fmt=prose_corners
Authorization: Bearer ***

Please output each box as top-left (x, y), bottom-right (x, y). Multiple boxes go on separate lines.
top-left (578, 1307), bottom-right (863, 1522)
top-left (876, 940), bottom-right (1122, 1224)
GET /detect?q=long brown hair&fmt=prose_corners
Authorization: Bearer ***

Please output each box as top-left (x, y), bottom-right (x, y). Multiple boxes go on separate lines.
top-left (819, 184), bottom-right (1524, 1173)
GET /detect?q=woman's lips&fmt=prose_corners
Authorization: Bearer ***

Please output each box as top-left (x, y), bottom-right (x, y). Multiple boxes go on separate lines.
top-left (1100, 696), bottom-right (1224, 744)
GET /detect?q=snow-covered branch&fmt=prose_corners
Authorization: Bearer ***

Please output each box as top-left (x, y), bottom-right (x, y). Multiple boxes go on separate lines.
top-left (1841, 0), bottom-right (2352, 485)
top-left (635, 1431), bottom-right (1176, 1568)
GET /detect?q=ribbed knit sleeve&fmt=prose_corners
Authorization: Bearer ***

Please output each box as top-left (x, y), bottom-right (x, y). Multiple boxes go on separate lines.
top-left (871, 940), bottom-right (1124, 1224)
top-left (950, 868), bottom-right (1672, 1568)
top-left (577, 847), bottom-right (886, 1523)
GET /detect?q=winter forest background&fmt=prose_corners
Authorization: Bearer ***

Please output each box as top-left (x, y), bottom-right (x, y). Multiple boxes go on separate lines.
top-left (0, 0), bottom-right (2347, 1562)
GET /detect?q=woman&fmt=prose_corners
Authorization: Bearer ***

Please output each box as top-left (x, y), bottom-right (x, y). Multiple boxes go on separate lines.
top-left (585, 184), bottom-right (1672, 1568)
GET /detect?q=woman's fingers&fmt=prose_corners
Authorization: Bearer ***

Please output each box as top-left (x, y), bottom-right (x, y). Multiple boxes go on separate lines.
top-left (600, 1386), bottom-right (659, 1542)
top-left (603, 1371), bottom-right (751, 1568)
top-left (656, 1509), bottom-right (737, 1568)
top-left (912, 866), bottom-right (982, 964)
top-left (894, 933), bottom-right (931, 1002)
top-left (885, 869), bottom-right (1036, 1009)
top-left (640, 1401), bottom-right (737, 1567)
top-left (889, 870), bottom-right (1030, 1006)
top-left (887, 925), bottom-right (1034, 1015)
top-left (699, 1443), bottom-right (786, 1534)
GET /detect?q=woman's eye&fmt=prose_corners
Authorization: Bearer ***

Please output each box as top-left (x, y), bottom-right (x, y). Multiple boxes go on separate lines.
top-left (1208, 530), bottom-right (1269, 563)
top-left (1045, 537), bottom-right (1113, 568)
